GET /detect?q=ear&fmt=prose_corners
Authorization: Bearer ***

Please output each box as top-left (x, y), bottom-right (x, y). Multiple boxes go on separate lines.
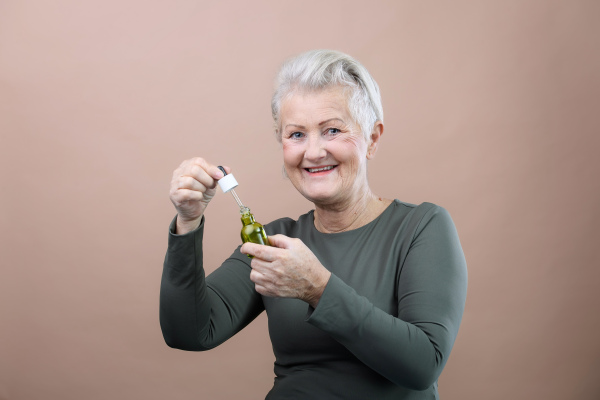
top-left (366, 121), bottom-right (384, 160)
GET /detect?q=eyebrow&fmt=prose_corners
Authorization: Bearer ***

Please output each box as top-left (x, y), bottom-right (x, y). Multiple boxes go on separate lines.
top-left (284, 118), bottom-right (345, 130)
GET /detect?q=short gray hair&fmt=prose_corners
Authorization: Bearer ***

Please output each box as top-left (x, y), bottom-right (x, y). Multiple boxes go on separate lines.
top-left (271, 49), bottom-right (383, 141)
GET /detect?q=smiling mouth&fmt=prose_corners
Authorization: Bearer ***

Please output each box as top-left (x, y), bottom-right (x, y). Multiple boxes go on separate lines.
top-left (305, 165), bottom-right (337, 173)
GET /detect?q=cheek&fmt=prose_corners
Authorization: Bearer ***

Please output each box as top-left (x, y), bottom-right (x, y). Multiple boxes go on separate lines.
top-left (330, 135), bottom-right (368, 163)
top-left (282, 143), bottom-right (302, 167)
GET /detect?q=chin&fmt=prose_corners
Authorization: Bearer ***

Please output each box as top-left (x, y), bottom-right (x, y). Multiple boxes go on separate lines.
top-left (300, 190), bottom-right (341, 206)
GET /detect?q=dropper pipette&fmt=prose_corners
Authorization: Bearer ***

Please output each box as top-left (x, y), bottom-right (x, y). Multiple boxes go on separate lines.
top-left (230, 189), bottom-right (244, 209)
top-left (216, 165), bottom-right (270, 249)
top-left (217, 166), bottom-right (247, 212)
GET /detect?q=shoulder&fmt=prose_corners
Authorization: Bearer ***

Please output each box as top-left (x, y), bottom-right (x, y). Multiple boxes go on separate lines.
top-left (385, 199), bottom-right (450, 222)
top-left (414, 201), bottom-right (453, 225)
top-left (392, 199), bottom-right (445, 214)
top-left (391, 200), bottom-right (451, 219)
top-left (400, 202), bottom-right (461, 248)
top-left (387, 200), bottom-right (456, 237)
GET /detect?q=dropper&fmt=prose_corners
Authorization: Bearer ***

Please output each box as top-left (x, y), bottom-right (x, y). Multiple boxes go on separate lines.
top-left (217, 166), bottom-right (248, 212)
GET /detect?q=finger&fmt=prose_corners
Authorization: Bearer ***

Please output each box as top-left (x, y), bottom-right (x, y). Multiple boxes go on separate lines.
top-left (187, 162), bottom-right (219, 190)
top-left (249, 256), bottom-right (272, 274)
top-left (174, 175), bottom-right (208, 193)
top-left (219, 165), bottom-right (232, 176)
top-left (241, 242), bottom-right (264, 258)
top-left (253, 283), bottom-right (272, 297)
top-left (170, 173), bottom-right (209, 200)
top-left (249, 268), bottom-right (264, 284)
top-left (241, 242), bottom-right (283, 262)
top-left (250, 270), bottom-right (278, 298)
top-left (176, 158), bottom-right (219, 188)
top-left (266, 234), bottom-right (296, 249)
top-left (192, 158), bottom-right (229, 181)
top-left (171, 188), bottom-right (205, 203)
top-left (176, 158), bottom-right (232, 190)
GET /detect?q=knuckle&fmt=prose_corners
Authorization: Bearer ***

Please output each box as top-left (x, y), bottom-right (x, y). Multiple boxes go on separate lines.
top-left (179, 176), bottom-right (194, 189)
top-left (249, 243), bottom-right (261, 256)
top-left (181, 189), bottom-right (200, 202)
top-left (254, 246), bottom-right (265, 259)
top-left (189, 164), bottom-right (200, 176)
top-left (178, 190), bottom-right (190, 201)
top-left (195, 157), bottom-right (210, 171)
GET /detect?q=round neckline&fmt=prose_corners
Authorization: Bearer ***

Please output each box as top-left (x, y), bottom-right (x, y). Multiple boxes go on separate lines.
top-left (308, 199), bottom-right (399, 237)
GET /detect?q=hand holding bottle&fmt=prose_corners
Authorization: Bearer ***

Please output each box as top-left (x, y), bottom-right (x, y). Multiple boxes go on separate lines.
top-left (241, 235), bottom-right (332, 308)
top-left (169, 157), bottom-right (229, 234)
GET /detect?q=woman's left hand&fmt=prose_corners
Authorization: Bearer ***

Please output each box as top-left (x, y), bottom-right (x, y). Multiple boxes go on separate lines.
top-left (240, 235), bottom-right (331, 308)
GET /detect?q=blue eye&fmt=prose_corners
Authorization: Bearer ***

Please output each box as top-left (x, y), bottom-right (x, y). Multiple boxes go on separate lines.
top-left (327, 128), bottom-right (341, 135)
top-left (290, 131), bottom-right (304, 139)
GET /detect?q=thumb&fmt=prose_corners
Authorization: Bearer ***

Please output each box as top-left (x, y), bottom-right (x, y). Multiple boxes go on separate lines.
top-left (267, 234), bottom-right (294, 249)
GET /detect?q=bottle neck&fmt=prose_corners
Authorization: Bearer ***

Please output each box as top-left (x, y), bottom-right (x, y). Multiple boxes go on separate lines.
top-left (241, 212), bottom-right (255, 225)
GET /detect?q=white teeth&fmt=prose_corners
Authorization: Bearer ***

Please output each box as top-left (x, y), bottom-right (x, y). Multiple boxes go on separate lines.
top-left (307, 166), bottom-right (334, 173)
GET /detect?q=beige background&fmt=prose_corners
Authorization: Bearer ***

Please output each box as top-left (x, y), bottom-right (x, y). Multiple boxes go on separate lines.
top-left (1, 1), bottom-right (599, 399)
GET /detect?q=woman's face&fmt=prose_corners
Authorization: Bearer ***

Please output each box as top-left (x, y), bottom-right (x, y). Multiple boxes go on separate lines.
top-left (279, 86), bottom-right (380, 207)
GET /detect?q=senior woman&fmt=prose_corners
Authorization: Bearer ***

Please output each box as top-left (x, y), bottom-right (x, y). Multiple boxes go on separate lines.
top-left (160, 49), bottom-right (467, 399)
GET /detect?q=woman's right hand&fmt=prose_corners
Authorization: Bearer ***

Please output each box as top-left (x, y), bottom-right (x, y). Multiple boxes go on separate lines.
top-left (169, 157), bottom-right (228, 234)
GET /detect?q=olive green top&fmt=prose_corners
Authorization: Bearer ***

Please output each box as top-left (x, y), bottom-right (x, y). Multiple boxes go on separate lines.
top-left (160, 200), bottom-right (468, 399)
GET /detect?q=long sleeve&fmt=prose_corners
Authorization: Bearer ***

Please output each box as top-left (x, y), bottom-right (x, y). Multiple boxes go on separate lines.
top-left (159, 216), bottom-right (264, 351)
top-left (305, 204), bottom-right (467, 391)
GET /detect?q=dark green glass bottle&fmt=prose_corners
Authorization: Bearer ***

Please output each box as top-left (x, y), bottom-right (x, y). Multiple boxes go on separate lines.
top-left (240, 207), bottom-right (270, 249)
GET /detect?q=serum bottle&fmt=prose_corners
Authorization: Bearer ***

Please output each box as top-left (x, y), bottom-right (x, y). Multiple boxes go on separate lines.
top-left (217, 166), bottom-right (270, 248)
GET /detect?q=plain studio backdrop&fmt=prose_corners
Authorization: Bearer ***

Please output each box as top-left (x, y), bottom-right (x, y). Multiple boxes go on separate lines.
top-left (1, 1), bottom-right (599, 399)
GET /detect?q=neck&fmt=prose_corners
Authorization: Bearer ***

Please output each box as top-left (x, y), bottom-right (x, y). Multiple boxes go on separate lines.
top-left (313, 190), bottom-right (389, 233)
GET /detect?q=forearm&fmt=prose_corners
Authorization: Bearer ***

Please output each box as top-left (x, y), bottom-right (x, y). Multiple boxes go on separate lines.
top-left (160, 216), bottom-right (212, 350)
top-left (159, 216), bottom-right (264, 351)
top-left (306, 275), bottom-right (444, 390)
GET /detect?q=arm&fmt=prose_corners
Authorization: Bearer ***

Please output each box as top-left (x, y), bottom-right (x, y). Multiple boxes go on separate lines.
top-left (306, 205), bottom-right (468, 390)
top-left (159, 216), bottom-right (264, 351)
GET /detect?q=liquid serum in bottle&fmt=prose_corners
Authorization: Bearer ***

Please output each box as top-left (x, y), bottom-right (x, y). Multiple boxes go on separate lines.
top-left (217, 166), bottom-right (270, 250)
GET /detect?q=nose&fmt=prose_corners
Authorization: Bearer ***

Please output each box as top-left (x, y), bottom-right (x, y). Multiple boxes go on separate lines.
top-left (304, 135), bottom-right (327, 161)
